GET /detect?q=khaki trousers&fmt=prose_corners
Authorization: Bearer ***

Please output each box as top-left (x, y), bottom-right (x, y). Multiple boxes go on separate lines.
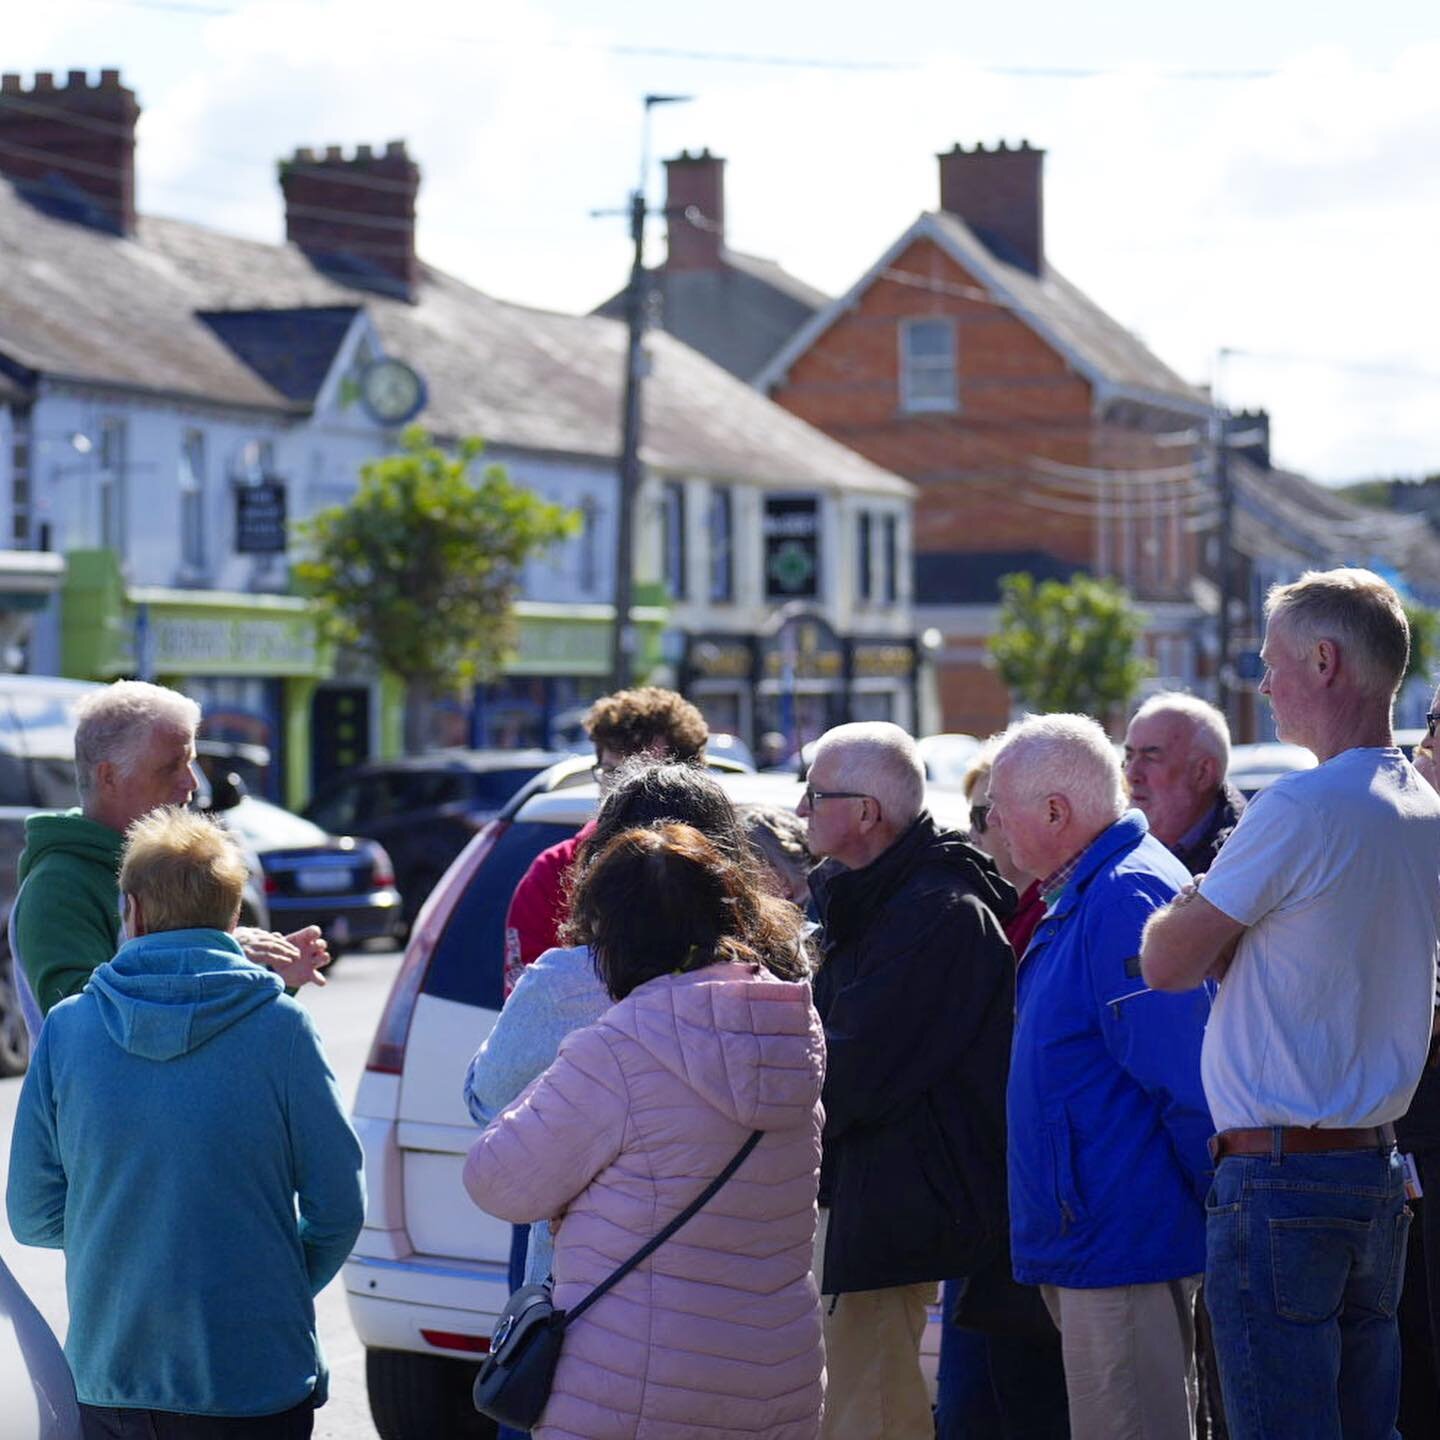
top-left (1041, 1276), bottom-right (1202, 1440)
top-left (814, 1207), bottom-right (938, 1440)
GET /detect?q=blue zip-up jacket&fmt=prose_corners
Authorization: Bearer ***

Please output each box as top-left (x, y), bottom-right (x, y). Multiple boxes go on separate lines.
top-left (1007, 811), bottom-right (1212, 1289)
top-left (6, 928), bottom-right (365, 1417)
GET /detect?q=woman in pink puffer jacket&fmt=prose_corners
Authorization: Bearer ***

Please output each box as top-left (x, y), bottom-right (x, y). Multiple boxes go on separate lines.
top-left (464, 821), bottom-right (826, 1440)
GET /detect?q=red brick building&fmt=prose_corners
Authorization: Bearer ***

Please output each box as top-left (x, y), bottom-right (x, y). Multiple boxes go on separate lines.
top-left (758, 142), bottom-right (1214, 735)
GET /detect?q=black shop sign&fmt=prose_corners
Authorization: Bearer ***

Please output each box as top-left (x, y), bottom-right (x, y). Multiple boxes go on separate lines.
top-left (763, 496), bottom-right (820, 601)
top-left (235, 481), bottom-right (288, 555)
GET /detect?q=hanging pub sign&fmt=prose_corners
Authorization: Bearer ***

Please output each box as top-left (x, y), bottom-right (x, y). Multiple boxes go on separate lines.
top-left (235, 480), bottom-right (288, 555)
top-left (763, 496), bottom-right (820, 601)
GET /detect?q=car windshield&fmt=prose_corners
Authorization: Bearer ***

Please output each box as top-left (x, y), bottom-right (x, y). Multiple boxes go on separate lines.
top-left (225, 796), bottom-right (331, 850)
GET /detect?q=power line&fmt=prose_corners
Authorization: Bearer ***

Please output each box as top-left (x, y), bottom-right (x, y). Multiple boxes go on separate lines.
top-left (64, 1), bottom-right (1287, 79)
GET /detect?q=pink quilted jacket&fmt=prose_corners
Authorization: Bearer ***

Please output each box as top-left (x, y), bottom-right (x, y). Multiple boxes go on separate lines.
top-left (464, 961), bottom-right (826, 1440)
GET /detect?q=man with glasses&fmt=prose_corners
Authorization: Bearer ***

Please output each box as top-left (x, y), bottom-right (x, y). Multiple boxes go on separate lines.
top-left (800, 722), bottom-right (1016, 1440)
top-left (502, 686), bottom-right (707, 995)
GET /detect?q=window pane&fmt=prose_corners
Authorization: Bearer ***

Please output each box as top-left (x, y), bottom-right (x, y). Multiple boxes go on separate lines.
top-left (708, 487), bottom-right (733, 603)
top-left (905, 320), bottom-right (953, 358)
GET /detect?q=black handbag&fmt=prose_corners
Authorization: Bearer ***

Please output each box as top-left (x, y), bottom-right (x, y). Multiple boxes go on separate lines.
top-left (473, 1129), bottom-right (763, 1430)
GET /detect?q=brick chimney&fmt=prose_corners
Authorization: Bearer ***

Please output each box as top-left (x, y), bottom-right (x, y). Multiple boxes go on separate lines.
top-left (279, 141), bottom-right (421, 301)
top-left (937, 140), bottom-right (1044, 276)
top-left (0, 69), bottom-right (139, 236)
top-left (664, 148), bottom-right (725, 271)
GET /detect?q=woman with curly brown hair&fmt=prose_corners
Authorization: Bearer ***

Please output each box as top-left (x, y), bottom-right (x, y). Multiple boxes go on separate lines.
top-left (464, 822), bottom-right (826, 1440)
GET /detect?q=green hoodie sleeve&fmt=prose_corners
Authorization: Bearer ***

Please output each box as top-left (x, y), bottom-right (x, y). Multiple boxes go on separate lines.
top-left (16, 865), bottom-right (121, 1015)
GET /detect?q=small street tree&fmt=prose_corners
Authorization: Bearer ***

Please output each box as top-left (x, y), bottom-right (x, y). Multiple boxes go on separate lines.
top-left (295, 428), bottom-right (577, 753)
top-left (988, 572), bottom-right (1153, 721)
top-left (1404, 599), bottom-right (1440, 691)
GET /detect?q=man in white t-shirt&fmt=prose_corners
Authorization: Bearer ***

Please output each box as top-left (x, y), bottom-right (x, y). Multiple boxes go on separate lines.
top-left (1140, 566), bottom-right (1440, 1440)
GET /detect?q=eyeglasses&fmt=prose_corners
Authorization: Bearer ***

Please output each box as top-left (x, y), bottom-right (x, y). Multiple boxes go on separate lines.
top-left (969, 803), bottom-right (991, 836)
top-left (802, 784), bottom-right (877, 812)
top-left (1428, 712), bottom-right (1439, 738)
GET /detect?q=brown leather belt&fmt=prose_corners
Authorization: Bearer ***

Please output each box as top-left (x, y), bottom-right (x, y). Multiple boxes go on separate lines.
top-left (1208, 1124), bottom-right (1396, 1163)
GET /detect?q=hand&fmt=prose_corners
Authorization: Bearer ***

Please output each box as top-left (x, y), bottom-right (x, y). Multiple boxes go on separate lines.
top-left (1415, 743), bottom-right (1440, 795)
top-left (235, 925), bottom-right (330, 988)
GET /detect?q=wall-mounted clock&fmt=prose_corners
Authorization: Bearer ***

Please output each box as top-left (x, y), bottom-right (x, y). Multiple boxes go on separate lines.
top-left (359, 358), bottom-right (427, 426)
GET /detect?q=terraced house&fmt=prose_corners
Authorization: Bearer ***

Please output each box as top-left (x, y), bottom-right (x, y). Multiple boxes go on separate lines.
top-left (0, 69), bottom-right (917, 803)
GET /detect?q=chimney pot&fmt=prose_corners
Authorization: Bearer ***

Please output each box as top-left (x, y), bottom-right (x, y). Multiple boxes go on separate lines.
top-left (937, 138), bottom-right (1045, 275)
top-left (280, 136), bottom-right (422, 300)
top-left (0, 66), bottom-right (139, 234)
top-left (663, 147), bottom-right (726, 272)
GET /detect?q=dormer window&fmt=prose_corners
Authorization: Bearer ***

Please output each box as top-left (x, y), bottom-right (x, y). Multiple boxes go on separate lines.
top-left (900, 317), bottom-right (957, 413)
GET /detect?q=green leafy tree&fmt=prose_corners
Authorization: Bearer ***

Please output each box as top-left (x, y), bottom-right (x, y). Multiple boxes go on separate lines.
top-left (1405, 599), bottom-right (1440, 690)
top-left (295, 428), bottom-right (578, 752)
top-left (987, 572), bottom-right (1153, 722)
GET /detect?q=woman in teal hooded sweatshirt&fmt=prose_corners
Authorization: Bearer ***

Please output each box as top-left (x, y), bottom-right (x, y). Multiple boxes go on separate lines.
top-left (6, 807), bottom-right (364, 1438)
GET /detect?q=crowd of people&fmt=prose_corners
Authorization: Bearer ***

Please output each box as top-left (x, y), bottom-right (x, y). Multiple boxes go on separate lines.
top-left (7, 561), bottom-right (1440, 1440)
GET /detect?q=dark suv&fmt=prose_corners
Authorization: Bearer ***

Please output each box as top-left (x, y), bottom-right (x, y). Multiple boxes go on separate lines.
top-left (301, 750), bottom-right (571, 926)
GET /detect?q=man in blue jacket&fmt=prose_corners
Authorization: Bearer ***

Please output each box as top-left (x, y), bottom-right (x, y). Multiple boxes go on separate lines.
top-left (7, 807), bottom-right (365, 1439)
top-left (989, 713), bottom-right (1213, 1440)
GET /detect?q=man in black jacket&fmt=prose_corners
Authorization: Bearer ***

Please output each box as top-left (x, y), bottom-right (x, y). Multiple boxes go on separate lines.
top-left (800, 722), bottom-right (1017, 1440)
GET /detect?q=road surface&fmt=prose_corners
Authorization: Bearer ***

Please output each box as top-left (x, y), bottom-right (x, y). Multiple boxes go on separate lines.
top-left (0, 944), bottom-right (404, 1439)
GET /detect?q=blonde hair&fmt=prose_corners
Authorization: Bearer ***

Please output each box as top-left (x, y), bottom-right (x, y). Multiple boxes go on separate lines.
top-left (1266, 567), bottom-right (1409, 699)
top-left (120, 807), bottom-right (248, 934)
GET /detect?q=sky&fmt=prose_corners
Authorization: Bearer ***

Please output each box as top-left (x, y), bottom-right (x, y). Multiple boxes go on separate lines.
top-left (9, 0), bottom-right (1440, 484)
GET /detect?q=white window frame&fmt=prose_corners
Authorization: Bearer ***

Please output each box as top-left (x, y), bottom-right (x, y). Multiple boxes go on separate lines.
top-left (899, 317), bottom-right (958, 414)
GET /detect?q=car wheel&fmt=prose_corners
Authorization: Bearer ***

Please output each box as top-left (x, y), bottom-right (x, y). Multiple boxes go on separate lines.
top-left (0, 939), bottom-right (31, 1079)
top-left (366, 1348), bottom-right (495, 1440)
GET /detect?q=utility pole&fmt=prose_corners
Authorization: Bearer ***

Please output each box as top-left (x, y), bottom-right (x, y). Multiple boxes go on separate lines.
top-left (607, 93), bottom-right (690, 693)
top-left (1213, 397), bottom-right (1235, 726)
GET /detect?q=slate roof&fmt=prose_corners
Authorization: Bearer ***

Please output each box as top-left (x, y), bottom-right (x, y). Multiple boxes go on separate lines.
top-left (0, 180), bottom-right (911, 498)
top-left (757, 209), bottom-right (1208, 417)
top-left (595, 247), bottom-right (829, 383)
top-left (196, 306), bottom-right (360, 403)
top-left (1231, 455), bottom-right (1440, 601)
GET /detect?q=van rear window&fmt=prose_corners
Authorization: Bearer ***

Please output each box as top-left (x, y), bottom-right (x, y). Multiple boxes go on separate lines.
top-left (422, 820), bottom-right (578, 1010)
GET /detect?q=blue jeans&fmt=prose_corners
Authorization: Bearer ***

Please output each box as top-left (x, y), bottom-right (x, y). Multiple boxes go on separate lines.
top-left (1204, 1145), bottom-right (1410, 1440)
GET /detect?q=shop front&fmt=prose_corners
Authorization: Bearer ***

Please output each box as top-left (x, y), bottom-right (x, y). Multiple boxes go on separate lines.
top-left (469, 598), bottom-right (668, 750)
top-left (681, 612), bottom-right (919, 753)
top-left (60, 549), bottom-right (330, 809)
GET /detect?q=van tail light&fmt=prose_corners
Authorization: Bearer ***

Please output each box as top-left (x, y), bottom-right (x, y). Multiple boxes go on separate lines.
top-left (364, 820), bottom-right (506, 1075)
top-left (421, 1329), bottom-right (490, 1354)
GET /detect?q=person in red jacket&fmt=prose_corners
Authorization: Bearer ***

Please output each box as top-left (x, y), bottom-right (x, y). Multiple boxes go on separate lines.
top-left (502, 686), bottom-right (708, 995)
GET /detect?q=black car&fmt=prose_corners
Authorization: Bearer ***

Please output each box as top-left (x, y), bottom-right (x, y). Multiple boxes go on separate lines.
top-left (301, 749), bottom-right (571, 925)
top-left (219, 791), bottom-right (402, 954)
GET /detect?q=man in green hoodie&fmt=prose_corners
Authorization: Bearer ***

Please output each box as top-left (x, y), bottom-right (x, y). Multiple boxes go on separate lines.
top-left (14, 679), bottom-right (327, 1025)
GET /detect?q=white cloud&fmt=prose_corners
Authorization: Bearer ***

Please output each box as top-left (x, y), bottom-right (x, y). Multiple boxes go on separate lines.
top-left (9, 6), bottom-right (1440, 480)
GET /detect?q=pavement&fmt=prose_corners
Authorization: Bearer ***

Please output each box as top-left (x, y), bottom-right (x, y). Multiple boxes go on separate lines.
top-left (0, 943), bottom-right (405, 1440)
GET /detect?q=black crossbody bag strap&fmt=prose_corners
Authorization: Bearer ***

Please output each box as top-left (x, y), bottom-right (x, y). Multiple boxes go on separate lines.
top-left (562, 1129), bottom-right (763, 1330)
